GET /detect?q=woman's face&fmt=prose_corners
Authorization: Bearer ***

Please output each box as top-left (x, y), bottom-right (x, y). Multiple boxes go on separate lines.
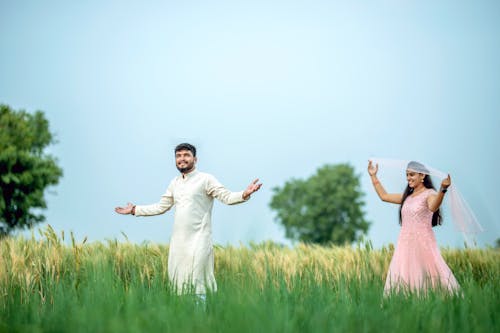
top-left (406, 170), bottom-right (425, 188)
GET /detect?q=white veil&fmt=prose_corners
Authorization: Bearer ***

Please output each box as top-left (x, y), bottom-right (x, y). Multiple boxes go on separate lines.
top-left (370, 158), bottom-right (484, 244)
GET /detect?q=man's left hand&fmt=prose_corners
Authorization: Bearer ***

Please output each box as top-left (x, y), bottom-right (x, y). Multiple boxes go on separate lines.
top-left (243, 178), bottom-right (262, 200)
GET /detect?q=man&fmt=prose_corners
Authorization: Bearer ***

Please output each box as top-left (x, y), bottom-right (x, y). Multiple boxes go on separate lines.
top-left (115, 143), bottom-right (262, 297)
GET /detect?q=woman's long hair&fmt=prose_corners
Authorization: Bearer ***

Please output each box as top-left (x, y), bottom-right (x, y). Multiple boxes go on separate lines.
top-left (399, 174), bottom-right (442, 227)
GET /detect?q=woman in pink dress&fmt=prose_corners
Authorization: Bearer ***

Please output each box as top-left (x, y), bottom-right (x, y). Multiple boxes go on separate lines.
top-left (368, 160), bottom-right (460, 295)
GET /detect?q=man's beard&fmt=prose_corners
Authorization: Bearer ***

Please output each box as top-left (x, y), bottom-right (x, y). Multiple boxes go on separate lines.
top-left (177, 164), bottom-right (194, 173)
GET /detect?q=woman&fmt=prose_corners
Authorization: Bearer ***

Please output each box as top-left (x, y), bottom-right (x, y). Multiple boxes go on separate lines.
top-left (368, 160), bottom-right (459, 295)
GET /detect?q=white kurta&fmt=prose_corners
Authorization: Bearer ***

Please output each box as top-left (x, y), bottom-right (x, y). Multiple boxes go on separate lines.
top-left (134, 170), bottom-right (247, 294)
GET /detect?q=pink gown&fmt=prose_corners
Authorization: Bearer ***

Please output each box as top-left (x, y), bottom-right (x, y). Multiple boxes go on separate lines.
top-left (384, 188), bottom-right (460, 294)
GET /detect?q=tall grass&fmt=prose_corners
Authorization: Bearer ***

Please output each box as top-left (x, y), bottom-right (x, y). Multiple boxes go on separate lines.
top-left (0, 226), bottom-right (498, 333)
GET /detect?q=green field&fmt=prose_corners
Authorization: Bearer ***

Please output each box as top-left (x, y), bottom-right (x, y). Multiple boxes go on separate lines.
top-left (1, 226), bottom-right (498, 333)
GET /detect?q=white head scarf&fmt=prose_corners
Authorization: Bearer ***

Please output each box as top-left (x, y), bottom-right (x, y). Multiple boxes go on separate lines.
top-left (370, 158), bottom-right (484, 244)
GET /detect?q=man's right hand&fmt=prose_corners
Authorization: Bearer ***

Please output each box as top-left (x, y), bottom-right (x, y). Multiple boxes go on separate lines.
top-left (115, 202), bottom-right (135, 215)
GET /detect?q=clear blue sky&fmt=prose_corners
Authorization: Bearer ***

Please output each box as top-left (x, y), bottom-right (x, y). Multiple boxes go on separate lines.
top-left (1, 0), bottom-right (499, 248)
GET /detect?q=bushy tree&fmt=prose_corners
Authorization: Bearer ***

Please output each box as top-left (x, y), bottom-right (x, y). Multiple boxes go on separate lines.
top-left (270, 164), bottom-right (369, 245)
top-left (0, 104), bottom-right (63, 236)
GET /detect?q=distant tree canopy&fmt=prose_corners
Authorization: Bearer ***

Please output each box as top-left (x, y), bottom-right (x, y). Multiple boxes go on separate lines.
top-left (270, 164), bottom-right (370, 245)
top-left (0, 104), bottom-right (63, 237)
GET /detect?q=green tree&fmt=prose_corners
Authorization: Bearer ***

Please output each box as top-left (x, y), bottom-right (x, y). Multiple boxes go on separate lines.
top-left (0, 104), bottom-right (63, 236)
top-left (270, 164), bottom-right (369, 245)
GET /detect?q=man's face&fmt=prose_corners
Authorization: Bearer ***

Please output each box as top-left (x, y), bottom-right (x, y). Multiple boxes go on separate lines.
top-left (175, 149), bottom-right (196, 173)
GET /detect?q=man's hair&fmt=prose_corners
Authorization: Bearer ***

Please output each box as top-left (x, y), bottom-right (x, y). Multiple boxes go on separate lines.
top-left (174, 143), bottom-right (197, 157)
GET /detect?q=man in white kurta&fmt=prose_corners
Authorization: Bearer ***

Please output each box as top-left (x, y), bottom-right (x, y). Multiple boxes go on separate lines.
top-left (115, 143), bottom-right (262, 295)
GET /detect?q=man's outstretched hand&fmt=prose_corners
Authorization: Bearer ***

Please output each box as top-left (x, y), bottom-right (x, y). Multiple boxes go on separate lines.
top-left (242, 178), bottom-right (263, 200)
top-left (115, 202), bottom-right (135, 215)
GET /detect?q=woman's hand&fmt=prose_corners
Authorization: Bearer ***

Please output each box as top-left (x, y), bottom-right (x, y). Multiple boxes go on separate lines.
top-left (367, 160), bottom-right (378, 176)
top-left (441, 174), bottom-right (451, 190)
